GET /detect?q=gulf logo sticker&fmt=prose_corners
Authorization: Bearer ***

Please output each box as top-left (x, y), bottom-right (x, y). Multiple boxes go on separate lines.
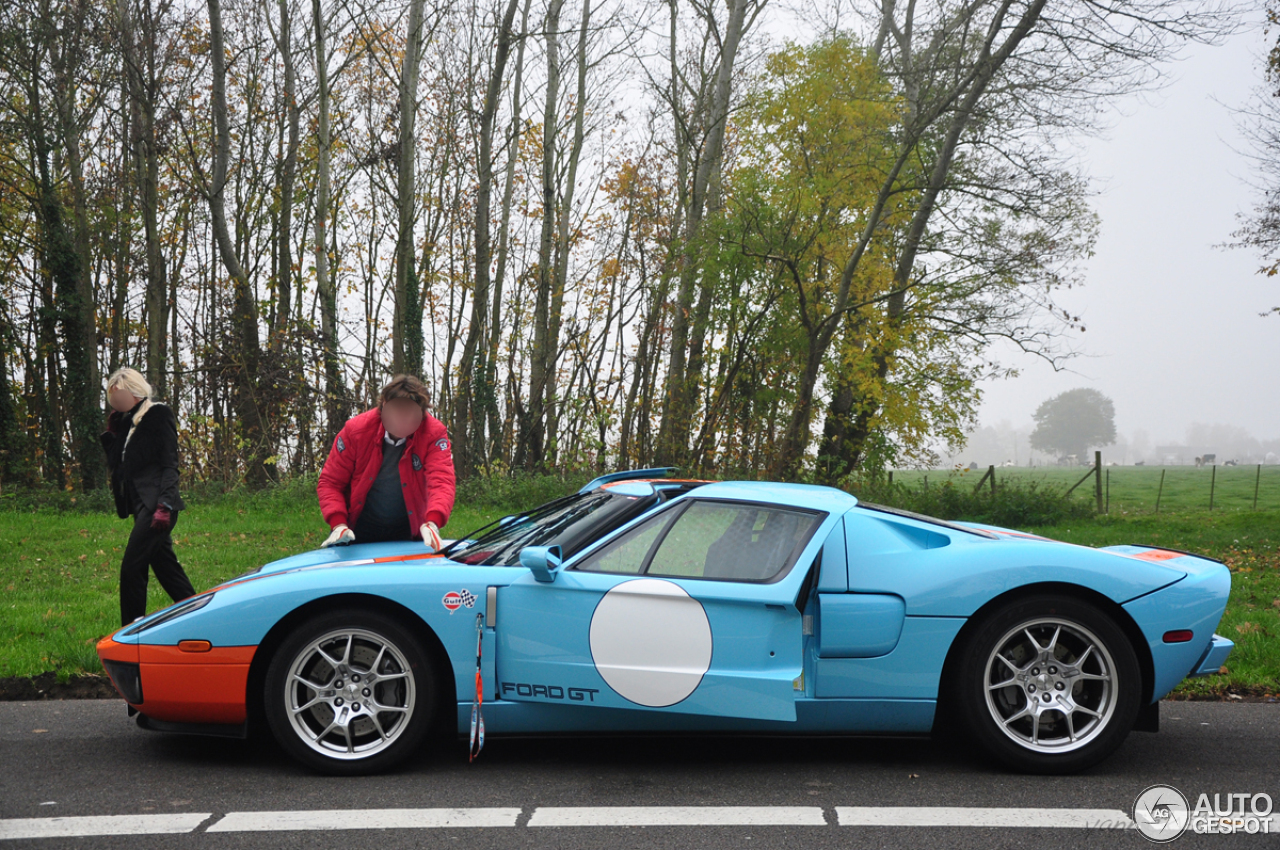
top-left (442, 589), bottom-right (477, 613)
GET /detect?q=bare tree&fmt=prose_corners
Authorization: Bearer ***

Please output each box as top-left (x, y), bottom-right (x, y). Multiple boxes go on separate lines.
top-left (391, 0), bottom-right (429, 375)
top-left (206, 0), bottom-right (270, 485)
top-left (311, 0), bottom-right (348, 444)
top-left (269, 0), bottom-right (302, 347)
top-left (655, 0), bottom-right (758, 467)
top-left (453, 0), bottom-right (522, 476)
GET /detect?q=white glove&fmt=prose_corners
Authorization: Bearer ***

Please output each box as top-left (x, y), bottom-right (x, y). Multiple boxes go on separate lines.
top-left (420, 521), bottom-right (442, 553)
top-left (322, 524), bottom-right (355, 548)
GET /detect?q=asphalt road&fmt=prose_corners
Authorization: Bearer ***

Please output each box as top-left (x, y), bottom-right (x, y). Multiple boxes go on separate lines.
top-left (1, 699), bottom-right (1277, 849)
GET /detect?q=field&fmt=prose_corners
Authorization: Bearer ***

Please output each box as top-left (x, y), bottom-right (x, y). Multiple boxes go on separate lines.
top-left (0, 479), bottom-right (1276, 700)
top-left (887, 464), bottom-right (1280, 514)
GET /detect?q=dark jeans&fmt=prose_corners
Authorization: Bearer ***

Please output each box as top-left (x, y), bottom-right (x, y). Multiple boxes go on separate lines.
top-left (120, 506), bottom-right (196, 626)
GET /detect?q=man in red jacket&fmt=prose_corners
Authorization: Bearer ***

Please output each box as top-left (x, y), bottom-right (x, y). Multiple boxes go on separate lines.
top-left (317, 374), bottom-right (456, 551)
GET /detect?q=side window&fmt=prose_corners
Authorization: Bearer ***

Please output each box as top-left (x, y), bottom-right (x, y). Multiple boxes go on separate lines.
top-left (573, 508), bottom-right (675, 575)
top-left (647, 501), bottom-right (822, 582)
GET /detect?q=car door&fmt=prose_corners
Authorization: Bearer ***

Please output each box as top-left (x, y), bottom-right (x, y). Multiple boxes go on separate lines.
top-left (495, 498), bottom-right (829, 722)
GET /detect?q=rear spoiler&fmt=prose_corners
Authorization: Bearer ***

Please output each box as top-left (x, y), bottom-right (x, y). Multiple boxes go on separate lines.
top-left (579, 467), bottom-right (680, 494)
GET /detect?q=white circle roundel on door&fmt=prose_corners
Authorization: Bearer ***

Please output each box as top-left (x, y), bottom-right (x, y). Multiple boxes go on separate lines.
top-left (589, 578), bottom-right (713, 707)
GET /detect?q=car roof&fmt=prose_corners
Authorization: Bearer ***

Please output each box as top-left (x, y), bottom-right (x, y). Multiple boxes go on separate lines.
top-left (681, 480), bottom-right (857, 512)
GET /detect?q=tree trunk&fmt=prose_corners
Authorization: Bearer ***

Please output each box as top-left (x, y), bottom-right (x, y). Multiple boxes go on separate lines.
top-left (655, 0), bottom-right (749, 467)
top-left (207, 0), bottom-right (270, 486)
top-left (118, 0), bottom-right (170, 393)
top-left (517, 0), bottom-right (563, 471)
top-left (271, 0), bottom-right (300, 350)
top-left (109, 95), bottom-right (133, 375)
top-left (311, 0), bottom-right (347, 446)
top-left (49, 1), bottom-right (104, 489)
top-left (543, 0), bottom-right (590, 467)
top-left (455, 0), bottom-right (522, 476)
top-left (392, 0), bottom-right (427, 376)
top-left (485, 0), bottom-right (533, 465)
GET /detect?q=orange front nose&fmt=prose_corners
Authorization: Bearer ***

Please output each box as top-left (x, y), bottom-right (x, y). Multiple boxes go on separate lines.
top-left (97, 636), bottom-right (142, 704)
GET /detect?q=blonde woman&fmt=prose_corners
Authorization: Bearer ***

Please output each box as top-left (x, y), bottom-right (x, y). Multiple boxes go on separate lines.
top-left (99, 368), bottom-right (195, 625)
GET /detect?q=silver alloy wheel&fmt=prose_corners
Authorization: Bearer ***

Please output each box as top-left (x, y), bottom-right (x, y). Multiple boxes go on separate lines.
top-left (983, 617), bottom-right (1117, 754)
top-left (282, 628), bottom-right (416, 760)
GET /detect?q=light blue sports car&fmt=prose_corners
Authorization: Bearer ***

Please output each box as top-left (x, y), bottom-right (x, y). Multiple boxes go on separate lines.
top-left (98, 468), bottom-right (1234, 775)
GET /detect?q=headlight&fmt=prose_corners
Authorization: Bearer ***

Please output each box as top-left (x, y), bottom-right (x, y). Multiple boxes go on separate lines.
top-left (120, 593), bottom-right (215, 637)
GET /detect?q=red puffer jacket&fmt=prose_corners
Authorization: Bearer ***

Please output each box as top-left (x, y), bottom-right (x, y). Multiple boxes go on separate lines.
top-left (317, 408), bottom-right (456, 533)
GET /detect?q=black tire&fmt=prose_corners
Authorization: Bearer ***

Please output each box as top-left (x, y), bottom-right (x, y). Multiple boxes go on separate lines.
top-left (264, 608), bottom-right (436, 775)
top-left (953, 594), bottom-right (1142, 774)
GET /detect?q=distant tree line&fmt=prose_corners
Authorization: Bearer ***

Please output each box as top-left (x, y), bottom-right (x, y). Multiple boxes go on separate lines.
top-left (0, 0), bottom-right (1232, 491)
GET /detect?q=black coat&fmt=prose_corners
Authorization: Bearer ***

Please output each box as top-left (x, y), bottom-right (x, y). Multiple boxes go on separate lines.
top-left (100, 402), bottom-right (186, 519)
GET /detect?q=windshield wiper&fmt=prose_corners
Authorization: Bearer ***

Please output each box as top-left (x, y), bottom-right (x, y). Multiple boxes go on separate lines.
top-left (441, 493), bottom-right (583, 557)
top-left (475, 499), bottom-right (608, 565)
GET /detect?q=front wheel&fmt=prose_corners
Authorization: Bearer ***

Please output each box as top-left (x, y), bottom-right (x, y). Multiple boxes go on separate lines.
top-left (265, 609), bottom-right (436, 775)
top-left (954, 595), bottom-right (1142, 774)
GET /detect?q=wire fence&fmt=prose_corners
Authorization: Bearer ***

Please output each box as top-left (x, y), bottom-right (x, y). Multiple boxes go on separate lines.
top-left (885, 453), bottom-right (1280, 515)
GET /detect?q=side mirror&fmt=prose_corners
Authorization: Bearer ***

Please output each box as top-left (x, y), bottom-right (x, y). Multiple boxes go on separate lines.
top-left (520, 545), bottom-right (563, 583)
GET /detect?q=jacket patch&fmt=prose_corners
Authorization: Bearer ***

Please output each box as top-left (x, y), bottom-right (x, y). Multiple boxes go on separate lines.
top-left (412, 453), bottom-right (423, 471)
top-left (336, 436), bottom-right (346, 452)
top-left (436, 438), bottom-right (450, 453)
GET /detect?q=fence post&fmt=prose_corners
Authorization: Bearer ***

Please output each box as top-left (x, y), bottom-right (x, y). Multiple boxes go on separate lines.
top-left (1066, 465), bottom-right (1095, 496)
top-left (1094, 451), bottom-right (1103, 514)
top-left (1209, 464), bottom-right (1216, 511)
top-left (1255, 464), bottom-right (1261, 512)
top-left (1155, 468), bottom-right (1165, 514)
top-left (888, 470), bottom-right (894, 487)
top-left (990, 465), bottom-right (996, 498)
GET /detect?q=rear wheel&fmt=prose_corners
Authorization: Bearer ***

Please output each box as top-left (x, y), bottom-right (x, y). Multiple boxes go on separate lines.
top-left (265, 609), bottom-right (436, 775)
top-left (954, 595), bottom-right (1142, 774)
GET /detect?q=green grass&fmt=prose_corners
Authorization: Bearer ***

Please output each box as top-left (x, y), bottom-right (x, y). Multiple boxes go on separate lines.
top-left (0, 488), bottom-right (503, 681)
top-left (888, 465), bottom-right (1280, 514)
top-left (1, 478), bottom-right (1275, 700)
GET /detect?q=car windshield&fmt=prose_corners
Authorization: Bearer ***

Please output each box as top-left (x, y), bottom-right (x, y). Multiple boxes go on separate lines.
top-left (445, 489), bottom-right (659, 566)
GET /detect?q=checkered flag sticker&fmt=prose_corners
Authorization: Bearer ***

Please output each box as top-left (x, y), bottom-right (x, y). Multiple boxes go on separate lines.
top-left (458, 589), bottom-right (477, 609)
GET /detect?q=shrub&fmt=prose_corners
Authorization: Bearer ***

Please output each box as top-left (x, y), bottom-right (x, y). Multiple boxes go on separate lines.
top-left (455, 469), bottom-right (596, 511)
top-left (845, 476), bottom-right (1096, 528)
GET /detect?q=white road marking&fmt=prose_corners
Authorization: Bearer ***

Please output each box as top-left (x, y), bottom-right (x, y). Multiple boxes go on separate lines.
top-left (206, 808), bottom-right (521, 832)
top-left (0, 806), bottom-right (1158, 839)
top-left (837, 807), bottom-right (1135, 828)
top-left (0, 813), bottom-right (211, 840)
top-left (527, 806), bottom-right (826, 826)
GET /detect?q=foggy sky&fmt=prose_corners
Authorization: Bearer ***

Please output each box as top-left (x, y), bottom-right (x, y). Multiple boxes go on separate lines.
top-left (974, 7), bottom-right (1278, 447)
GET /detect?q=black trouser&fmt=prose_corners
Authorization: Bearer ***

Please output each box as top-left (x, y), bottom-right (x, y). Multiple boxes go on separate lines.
top-left (119, 506), bottom-right (196, 626)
